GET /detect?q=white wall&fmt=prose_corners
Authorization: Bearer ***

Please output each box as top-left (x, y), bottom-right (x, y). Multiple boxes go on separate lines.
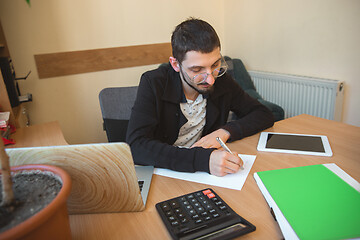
top-left (224, 0), bottom-right (360, 126)
top-left (0, 0), bottom-right (225, 143)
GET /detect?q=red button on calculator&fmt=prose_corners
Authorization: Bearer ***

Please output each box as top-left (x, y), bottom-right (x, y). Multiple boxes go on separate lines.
top-left (202, 189), bottom-right (212, 195)
top-left (202, 189), bottom-right (215, 198)
top-left (207, 193), bottom-right (215, 198)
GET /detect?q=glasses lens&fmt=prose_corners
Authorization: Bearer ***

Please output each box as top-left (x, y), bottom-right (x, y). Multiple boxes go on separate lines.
top-left (193, 66), bottom-right (228, 83)
top-left (193, 73), bottom-right (207, 83)
top-left (212, 64), bottom-right (227, 78)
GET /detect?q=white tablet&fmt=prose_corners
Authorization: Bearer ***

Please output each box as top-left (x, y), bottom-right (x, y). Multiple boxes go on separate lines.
top-left (257, 132), bottom-right (333, 156)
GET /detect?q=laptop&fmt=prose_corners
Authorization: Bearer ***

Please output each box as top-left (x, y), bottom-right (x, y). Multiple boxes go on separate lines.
top-left (6, 142), bottom-right (154, 214)
top-left (135, 165), bottom-right (154, 206)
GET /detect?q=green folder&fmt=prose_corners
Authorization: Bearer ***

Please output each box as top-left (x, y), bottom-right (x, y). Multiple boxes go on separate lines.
top-left (254, 164), bottom-right (360, 240)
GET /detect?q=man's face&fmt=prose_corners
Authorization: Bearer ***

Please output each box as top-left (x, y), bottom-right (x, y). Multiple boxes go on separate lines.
top-left (179, 47), bottom-right (222, 94)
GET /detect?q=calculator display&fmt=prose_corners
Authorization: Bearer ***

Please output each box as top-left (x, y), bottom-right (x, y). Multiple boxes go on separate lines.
top-left (196, 223), bottom-right (248, 240)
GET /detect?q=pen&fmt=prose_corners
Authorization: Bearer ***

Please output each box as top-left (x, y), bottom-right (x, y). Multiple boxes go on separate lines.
top-left (216, 137), bottom-right (244, 170)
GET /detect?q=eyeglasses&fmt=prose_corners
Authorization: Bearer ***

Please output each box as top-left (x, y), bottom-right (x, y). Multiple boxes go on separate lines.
top-left (180, 56), bottom-right (228, 84)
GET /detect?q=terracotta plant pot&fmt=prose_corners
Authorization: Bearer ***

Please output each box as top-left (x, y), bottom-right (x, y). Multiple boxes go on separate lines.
top-left (0, 164), bottom-right (72, 240)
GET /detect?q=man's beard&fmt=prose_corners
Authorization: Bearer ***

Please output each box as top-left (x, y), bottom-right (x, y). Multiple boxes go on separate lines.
top-left (181, 71), bottom-right (214, 94)
top-left (195, 82), bottom-right (215, 94)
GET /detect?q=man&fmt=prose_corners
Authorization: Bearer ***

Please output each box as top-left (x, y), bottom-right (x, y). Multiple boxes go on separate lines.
top-left (126, 18), bottom-right (274, 176)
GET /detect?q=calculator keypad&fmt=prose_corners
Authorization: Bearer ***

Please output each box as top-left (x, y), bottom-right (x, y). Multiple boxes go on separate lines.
top-left (156, 188), bottom-right (256, 240)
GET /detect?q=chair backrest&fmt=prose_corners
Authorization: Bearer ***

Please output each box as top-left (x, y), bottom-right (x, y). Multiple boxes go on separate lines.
top-left (224, 56), bottom-right (284, 121)
top-left (99, 86), bottom-right (138, 142)
top-left (224, 56), bottom-right (257, 91)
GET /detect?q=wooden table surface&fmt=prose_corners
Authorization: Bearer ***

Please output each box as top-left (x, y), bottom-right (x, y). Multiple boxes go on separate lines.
top-left (8, 115), bottom-right (360, 239)
top-left (8, 121), bottom-right (68, 148)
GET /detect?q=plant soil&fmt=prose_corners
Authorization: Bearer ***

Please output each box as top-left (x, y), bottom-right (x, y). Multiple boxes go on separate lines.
top-left (0, 171), bottom-right (62, 233)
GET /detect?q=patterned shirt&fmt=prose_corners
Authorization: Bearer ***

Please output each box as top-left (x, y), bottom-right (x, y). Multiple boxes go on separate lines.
top-left (174, 94), bottom-right (207, 148)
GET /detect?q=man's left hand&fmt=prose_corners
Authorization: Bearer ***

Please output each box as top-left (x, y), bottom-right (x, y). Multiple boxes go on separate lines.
top-left (191, 129), bottom-right (230, 149)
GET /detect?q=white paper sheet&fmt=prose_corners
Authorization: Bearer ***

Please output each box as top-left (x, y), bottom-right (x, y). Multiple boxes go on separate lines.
top-left (154, 154), bottom-right (256, 191)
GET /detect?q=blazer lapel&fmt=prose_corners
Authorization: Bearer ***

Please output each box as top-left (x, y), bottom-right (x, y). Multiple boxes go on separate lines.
top-left (204, 98), bottom-right (219, 134)
top-left (203, 76), bottom-right (229, 134)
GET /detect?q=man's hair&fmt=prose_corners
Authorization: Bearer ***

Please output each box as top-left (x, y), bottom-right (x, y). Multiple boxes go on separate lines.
top-left (171, 18), bottom-right (221, 63)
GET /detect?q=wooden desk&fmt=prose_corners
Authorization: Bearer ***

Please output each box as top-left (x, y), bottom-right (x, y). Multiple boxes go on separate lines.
top-left (7, 121), bottom-right (68, 148)
top-left (66, 115), bottom-right (360, 239)
top-left (9, 116), bottom-right (360, 239)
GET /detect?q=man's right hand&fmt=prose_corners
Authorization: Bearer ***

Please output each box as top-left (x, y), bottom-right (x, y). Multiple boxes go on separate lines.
top-left (209, 150), bottom-right (244, 177)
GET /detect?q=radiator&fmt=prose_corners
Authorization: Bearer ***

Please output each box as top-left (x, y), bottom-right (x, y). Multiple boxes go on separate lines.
top-left (248, 71), bottom-right (344, 121)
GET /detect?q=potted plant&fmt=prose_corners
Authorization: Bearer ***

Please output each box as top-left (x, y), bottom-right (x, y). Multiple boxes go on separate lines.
top-left (0, 140), bottom-right (72, 239)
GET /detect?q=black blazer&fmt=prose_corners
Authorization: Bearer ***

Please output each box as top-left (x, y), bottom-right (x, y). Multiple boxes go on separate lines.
top-left (126, 64), bottom-right (274, 173)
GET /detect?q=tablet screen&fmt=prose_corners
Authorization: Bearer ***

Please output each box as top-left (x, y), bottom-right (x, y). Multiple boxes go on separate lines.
top-left (266, 134), bottom-right (325, 153)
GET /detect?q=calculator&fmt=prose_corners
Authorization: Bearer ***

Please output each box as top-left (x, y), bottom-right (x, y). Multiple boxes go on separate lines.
top-left (156, 188), bottom-right (256, 240)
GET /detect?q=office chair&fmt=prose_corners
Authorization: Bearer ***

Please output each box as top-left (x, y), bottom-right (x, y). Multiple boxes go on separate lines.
top-left (223, 56), bottom-right (284, 121)
top-left (99, 86), bottom-right (138, 142)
